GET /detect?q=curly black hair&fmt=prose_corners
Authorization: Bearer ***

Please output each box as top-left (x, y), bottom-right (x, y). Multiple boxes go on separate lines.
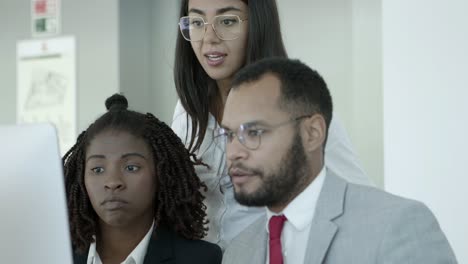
top-left (62, 94), bottom-right (208, 253)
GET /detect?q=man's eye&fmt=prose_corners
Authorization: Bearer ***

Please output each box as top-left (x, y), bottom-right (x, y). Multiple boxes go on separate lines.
top-left (91, 167), bottom-right (104, 174)
top-left (226, 131), bottom-right (234, 137)
top-left (247, 129), bottom-right (263, 137)
top-left (126, 165), bottom-right (140, 172)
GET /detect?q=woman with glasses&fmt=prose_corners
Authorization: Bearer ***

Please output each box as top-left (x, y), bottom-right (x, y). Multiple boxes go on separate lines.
top-left (171, 0), bottom-right (372, 249)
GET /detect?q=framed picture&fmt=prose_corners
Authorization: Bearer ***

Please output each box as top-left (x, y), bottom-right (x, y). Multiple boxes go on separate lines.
top-left (17, 36), bottom-right (76, 155)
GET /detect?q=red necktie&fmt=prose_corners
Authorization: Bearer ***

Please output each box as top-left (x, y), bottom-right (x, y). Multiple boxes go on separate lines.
top-left (269, 215), bottom-right (287, 264)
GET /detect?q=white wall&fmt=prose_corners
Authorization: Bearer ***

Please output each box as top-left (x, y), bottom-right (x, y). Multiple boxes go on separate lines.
top-left (383, 0), bottom-right (468, 261)
top-left (0, 1), bottom-right (179, 129)
top-left (119, 0), bottom-right (153, 115)
top-left (150, 1), bottom-right (180, 124)
top-left (0, 0), bottom-right (29, 125)
top-left (0, 0), bottom-right (120, 132)
top-left (350, 0), bottom-right (382, 188)
top-left (278, 0), bottom-right (383, 187)
top-left (119, 0), bottom-right (179, 124)
top-left (62, 0), bottom-right (120, 131)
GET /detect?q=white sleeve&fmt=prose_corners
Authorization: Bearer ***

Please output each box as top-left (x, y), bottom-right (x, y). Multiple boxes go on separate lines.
top-left (171, 100), bottom-right (190, 145)
top-left (170, 99), bottom-right (224, 189)
top-left (170, 100), bottom-right (228, 244)
top-left (324, 115), bottom-right (373, 186)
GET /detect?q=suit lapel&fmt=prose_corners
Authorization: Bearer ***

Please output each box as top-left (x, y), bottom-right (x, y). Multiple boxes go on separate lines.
top-left (251, 224), bottom-right (268, 263)
top-left (304, 220), bottom-right (338, 264)
top-left (72, 227), bottom-right (175, 264)
top-left (143, 226), bottom-right (174, 264)
top-left (232, 217), bottom-right (268, 263)
top-left (303, 171), bottom-right (347, 264)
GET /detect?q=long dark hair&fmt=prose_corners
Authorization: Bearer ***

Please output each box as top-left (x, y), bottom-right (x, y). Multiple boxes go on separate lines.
top-left (63, 94), bottom-right (207, 253)
top-left (174, 0), bottom-right (287, 154)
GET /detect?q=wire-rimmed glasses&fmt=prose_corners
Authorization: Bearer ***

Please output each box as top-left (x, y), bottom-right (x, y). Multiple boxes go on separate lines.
top-left (215, 115), bottom-right (312, 150)
top-left (179, 15), bottom-right (248, 42)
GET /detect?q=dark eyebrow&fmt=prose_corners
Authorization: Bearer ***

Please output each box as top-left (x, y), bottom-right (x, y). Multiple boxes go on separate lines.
top-left (243, 120), bottom-right (270, 127)
top-left (220, 123), bottom-right (231, 130)
top-left (217, 6), bottom-right (242, 15)
top-left (221, 120), bottom-right (270, 130)
top-left (86, 155), bottom-right (105, 162)
top-left (188, 8), bottom-right (205, 16)
top-left (188, 6), bottom-right (242, 16)
top-left (86, 153), bottom-right (148, 162)
top-left (122, 153), bottom-right (148, 160)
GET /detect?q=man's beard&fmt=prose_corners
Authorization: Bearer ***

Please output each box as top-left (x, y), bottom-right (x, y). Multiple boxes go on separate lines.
top-left (233, 131), bottom-right (310, 208)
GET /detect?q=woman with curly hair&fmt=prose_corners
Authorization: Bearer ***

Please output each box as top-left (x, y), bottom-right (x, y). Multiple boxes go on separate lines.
top-left (63, 93), bottom-right (221, 264)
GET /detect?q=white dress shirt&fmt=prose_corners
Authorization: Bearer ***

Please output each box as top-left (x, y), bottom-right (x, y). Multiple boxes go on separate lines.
top-left (171, 100), bottom-right (371, 249)
top-left (265, 167), bottom-right (326, 264)
top-left (86, 223), bottom-right (154, 264)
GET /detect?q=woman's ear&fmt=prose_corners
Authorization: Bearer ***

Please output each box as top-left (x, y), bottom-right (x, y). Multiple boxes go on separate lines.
top-left (301, 114), bottom-right (326, 153)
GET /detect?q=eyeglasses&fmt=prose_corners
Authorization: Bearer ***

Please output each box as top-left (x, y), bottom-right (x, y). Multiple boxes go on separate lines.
top-left (215, 115), bottom-right (312, 150)
top-left (179, 15), bottom-right (248, 42)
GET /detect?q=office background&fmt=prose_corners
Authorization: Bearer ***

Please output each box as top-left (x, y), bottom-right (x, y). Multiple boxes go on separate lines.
top-left (0, 0), bottom-right (466, 262)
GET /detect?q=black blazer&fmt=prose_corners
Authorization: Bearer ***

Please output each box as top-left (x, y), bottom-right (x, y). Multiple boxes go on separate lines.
top-left (73, 226), bottom-right (222, 264)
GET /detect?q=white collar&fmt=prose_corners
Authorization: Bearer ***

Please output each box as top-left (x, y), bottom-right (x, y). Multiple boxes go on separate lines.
top-left (266, 166), bottom-right (326, 232)
top-left (87, 222), bottom-right (155, 264)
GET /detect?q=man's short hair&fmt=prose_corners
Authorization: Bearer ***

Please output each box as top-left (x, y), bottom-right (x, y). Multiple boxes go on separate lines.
top-left (232, 57), bottom-right (333, 132)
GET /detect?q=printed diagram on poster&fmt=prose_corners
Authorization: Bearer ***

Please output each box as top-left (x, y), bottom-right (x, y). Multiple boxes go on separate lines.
top-left (17, 36), bottom-right (76, 155)
top-left (31, 0), bottom-right (61, 37)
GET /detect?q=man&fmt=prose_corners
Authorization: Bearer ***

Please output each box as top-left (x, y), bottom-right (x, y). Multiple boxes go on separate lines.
top-left (219, 58), bottom-right (457, 263)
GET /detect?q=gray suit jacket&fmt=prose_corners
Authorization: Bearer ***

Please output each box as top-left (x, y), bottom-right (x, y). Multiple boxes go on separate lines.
top-left (222, 171), bottom-right (457, 263)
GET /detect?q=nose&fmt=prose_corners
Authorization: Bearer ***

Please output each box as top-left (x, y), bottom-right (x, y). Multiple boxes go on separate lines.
top-left (226, 135), bottom-right (249, 163)
top-left (203, 22), bottom-right (221, 43)
top-left (104, 169), bottom-right (125, 191)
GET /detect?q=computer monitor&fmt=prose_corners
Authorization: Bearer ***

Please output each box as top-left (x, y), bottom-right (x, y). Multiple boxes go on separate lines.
top-left (0, 123), bottom-right (73, 263)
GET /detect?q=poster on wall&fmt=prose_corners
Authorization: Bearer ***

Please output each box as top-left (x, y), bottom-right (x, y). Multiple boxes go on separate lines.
top-left (31, 0), bottom-right (61, 37)
top-left (17, 36), bottom-right (76, 155)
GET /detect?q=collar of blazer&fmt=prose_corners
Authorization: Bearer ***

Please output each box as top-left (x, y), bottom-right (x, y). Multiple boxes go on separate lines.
top-left (143, 226), bottom-right (174, 263)
top-left (72, 226), bottom-right (176, 264)
top-left (303, 170), bottom-right (347, 264)
top-left (223, 171), bottom-right (348, 264)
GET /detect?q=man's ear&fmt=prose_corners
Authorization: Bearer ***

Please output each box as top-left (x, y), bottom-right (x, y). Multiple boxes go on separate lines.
top-left (301, 114), bottom-right (326, 153)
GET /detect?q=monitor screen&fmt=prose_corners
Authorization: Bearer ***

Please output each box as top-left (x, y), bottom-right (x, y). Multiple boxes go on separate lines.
top-left (0, 123), bottom-right (72, 263)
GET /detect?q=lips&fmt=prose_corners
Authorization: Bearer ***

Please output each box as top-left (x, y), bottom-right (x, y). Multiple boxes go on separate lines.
top-left (101, 197), bottom-right (128, 210)
top-left (229, 167), bottom-right (255, 185)
top-left (229, 167), bottom-right (251, 177)
top-left (204, 51), bottom-right (226, 66)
